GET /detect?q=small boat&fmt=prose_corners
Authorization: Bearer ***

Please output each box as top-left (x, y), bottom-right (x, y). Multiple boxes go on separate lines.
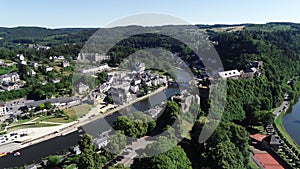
top-left (13, 152), bottom-right (21, 156)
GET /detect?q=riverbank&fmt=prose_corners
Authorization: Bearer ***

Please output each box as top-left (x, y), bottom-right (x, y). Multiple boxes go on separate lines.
top-left (274, 110), bottom-right (300, 150)
top-left (0, 85), bottom-right (169, 154)
top-left (273, 102), bottom-right (300, 164)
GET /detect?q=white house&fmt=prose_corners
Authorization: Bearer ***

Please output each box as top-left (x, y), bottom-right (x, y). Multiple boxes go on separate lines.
top-left (93, 136), bottom-right (109, 149)
top-left (145, 80), bottom-right (152, 87)
top-left (30, 62), bottom-right (39, 68)
top-left (0, 72), bottom-right (20, 83)
top-left (52, 79), bottom-right (61, 83)
top-left (17, 54), bottom-right (25, 61)
top-left (218, 70), bottom-right (241, 79)
top-left (133, 79), bottom-right (142, 85)
top-left (45, 67), bottom-right (54, 72)
top-left (21, 61), bottom-right (27, 65)
top-left (77, 53), bottom-right (110, 62)
top-left (62, 61), bottom-right (70, 68)
top-left (151, 79), bottom-right (159, 86)
top-left (80, 64), bottom-right (110, 74)
top-left (58, 56), bottom-right (65, 60)
top-left (130, 85), bottom-right (139, 93)
top-left (159, 76), bottom-right (168, 85)
top-left (0, 103), bottom-right (7, 116)
top-left (27, 69), bottom-right (36, 76)
top-left (1, 83), bottom-right (21, 91)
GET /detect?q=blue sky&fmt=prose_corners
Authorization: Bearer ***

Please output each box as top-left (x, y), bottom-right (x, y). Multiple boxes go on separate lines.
top-left (0, 0), bottom-right (299, 28)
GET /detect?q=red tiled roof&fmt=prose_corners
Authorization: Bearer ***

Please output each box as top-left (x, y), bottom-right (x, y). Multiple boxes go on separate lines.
top-left (250, 134), bottom-right (268, 142)
top-left (254, 153), bottom-right (284, 169)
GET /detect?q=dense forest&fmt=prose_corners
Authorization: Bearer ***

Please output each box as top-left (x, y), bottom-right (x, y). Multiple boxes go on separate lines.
top-left (1, 23), bottom-right (300, 168)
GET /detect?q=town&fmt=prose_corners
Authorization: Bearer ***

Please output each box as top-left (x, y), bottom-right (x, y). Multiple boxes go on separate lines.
top-left (0, 20), bottom-right (300, 169)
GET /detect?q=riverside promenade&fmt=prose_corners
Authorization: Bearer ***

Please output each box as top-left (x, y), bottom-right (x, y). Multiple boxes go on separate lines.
top-left (0, 86), bottom-right (168, 154)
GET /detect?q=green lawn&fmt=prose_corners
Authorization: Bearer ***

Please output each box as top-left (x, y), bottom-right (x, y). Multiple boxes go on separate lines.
top-left (39, 104), bottom-right (93, 123)
top-left (64, 104), bottom-right (92, 119)
top-left (6, 123), bottom-right (59, 133)
top-left (39, 116), bottom-right (74, 123)
top-left (248, 159), bottom-right (260, 169)
top-left (0, 65), bottom-right (17, 75)
top-left (1, 104), bottom-right (93, 132)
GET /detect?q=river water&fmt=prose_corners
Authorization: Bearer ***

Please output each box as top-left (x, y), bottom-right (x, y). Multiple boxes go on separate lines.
top-left (282, 97), bottom-right (300, 146)
top-left (0, 68), bottom-right (191, 168)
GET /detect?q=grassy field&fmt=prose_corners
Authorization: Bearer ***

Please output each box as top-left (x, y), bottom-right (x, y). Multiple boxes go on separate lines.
top-left (0, 65), bottom-right (17, 75)
top-left (29, 104), bottom-right (93, 123)
top-left (1, 104), bottom-right (93, 133)
top-left (37, 116), bottom-right (72, 123)
top-left (7, 123), bottom-right (59, 133)
top-left (64, 104), bottom-right (93, 119)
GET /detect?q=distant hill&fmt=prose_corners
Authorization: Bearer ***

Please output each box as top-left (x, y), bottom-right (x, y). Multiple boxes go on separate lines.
top-left (0, 27), bottom-right (97, 47)
top-left (0, 22), bottom-right (299, 48)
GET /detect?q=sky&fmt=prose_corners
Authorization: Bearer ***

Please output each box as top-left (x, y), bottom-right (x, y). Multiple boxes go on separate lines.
top-left (0, 0), bottom-right (299, 28)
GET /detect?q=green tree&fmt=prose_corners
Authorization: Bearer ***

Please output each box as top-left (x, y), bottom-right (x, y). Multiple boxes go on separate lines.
top-left (132, 146), bottom-right (192, 169)
top-left (156, 101), bottom-right (180, 130)
top-left (207, 141), bottom-right (244, 169)
top-left (78, 152), bottom-right (95, 169)
top-left (46, 155), bottom-right (61, 167)
top-left (78, 134), bottom-right (95, 153)
top-left (35, 103), bottom-right (45, 111)
top-left (44, 101), bottom-right (53, 110)
top-left (105, 132), bottom-right (127, 155)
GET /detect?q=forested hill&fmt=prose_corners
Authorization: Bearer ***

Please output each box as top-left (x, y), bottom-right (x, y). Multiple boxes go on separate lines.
top-left (0, 26), bottom-right (97, 47)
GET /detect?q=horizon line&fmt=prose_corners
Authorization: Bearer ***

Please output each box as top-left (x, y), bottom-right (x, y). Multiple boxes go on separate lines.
top-left (0, 21), bottom-right (299, 29)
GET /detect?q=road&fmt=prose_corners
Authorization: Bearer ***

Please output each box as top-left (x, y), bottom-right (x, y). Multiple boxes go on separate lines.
top-left (272, 94), bottom-right (289, 117)
top-left (119, 137), bottom-right (154, 167)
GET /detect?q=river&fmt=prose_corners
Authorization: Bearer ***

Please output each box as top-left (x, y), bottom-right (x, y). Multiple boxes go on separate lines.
top-left (0, 68), bottom-right (191, 168)
top-left (282, 97), bottom-right (300, 146)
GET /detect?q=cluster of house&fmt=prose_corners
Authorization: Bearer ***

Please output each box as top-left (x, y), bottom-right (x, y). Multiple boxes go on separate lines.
top-left (249, 125), bottom-right (294, 169)
top-left (49, 55), bottom-right (65, 61)
top-left (88, 62), bottom-right (169, 105)
top-left (77, 53), bottom-right (110, 62)
top-left (80, 64), bottom-right (110, 74)
top-left (16, 54), bottom-right (39, 77)
top-left (218, 61), bottom-right (263, 79)
top-left (0, 72), bottom-right (24, 91)
top-left (49, 56), bottom-right (71, 68)
top-left (32, 45), bottom-right (51, 50)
